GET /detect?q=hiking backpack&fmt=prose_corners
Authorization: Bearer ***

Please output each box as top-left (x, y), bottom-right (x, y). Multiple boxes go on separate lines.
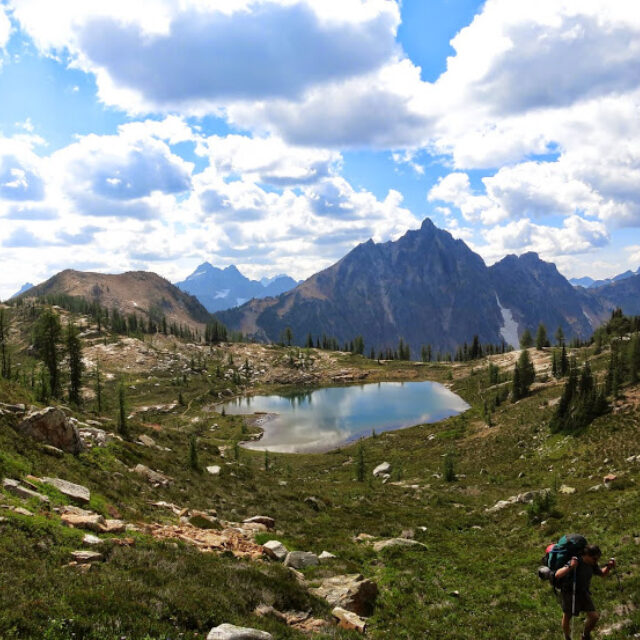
top-left (537, 533), bottom-right (587, 587)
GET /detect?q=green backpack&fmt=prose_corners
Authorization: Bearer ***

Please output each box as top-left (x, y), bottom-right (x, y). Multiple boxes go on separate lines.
top-left (546, 534), bottom-right (587, 571)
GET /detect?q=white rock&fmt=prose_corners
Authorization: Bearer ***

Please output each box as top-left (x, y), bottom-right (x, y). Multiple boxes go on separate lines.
top-left (319, 550), bottom-right (336, 562)
top-left (82, 534), bottom-right (103, 546)
top-left (207, 623), bottom-right (273, 639)
top-left (263, 540), bottom-right (288, 562)
top-left (372, 462), bottom-right (391, 478)
top-left (207, 465), bottom-right (222, 476)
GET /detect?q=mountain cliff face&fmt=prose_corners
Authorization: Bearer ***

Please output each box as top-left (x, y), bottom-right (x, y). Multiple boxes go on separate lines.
top-left (219, 219), bottom-right (505, 354)
top-left (490, 253), bottom-right (607, 340)
top-left (591, 274), bottom-right (640, 316)
top-left (175, 263), bottom-right (297, 312)
top-left (22, 270), bottom-right (211, 330)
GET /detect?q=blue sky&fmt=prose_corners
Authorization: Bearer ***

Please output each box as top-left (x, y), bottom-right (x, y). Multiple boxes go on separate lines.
top-left (0, 0), bottom-right (639, 298)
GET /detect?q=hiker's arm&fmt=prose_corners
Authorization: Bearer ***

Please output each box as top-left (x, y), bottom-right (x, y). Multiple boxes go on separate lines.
top-left (555, 557), bottom-right (579, 580)
top-left (600, 558), bottom-right (615, 577)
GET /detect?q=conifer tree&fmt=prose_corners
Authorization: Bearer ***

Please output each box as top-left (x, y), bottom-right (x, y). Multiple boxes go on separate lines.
top-left (520, 328), bottom-right (533, 349)
top-left (555, 326), bottom-right (565, 346)
top-left (535, 324), bottom-right (549, 350)
top-left (560, 344), bottom-right (569, 377)
top-left (66, 322), bottom-right (83, 405)
top-left (34, 308), bottom-right (62, 397)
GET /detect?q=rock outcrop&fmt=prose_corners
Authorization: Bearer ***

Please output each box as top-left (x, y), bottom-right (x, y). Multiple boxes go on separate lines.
top-left (311, 574), bottom-right (378, 617)
top-left (15, 407), bottom-right (83, 454)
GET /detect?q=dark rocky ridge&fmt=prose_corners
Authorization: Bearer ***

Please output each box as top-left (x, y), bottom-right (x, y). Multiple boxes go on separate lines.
top-left (219, 219), bottom-right (632, 354)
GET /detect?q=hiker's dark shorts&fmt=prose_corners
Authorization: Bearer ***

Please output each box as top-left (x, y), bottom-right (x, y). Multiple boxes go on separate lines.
top-left (561, 590), bottom-right (596, 615)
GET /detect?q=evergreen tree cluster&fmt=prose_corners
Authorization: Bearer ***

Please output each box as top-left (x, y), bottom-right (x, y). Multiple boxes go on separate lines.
top-left (14, 293), bottom-right (233, 344)
top-left (453, 335), bottom-right (512, 362)
top-left (512, 349), bottom-right (535, 401)
top-left (550, 359), bottom-right (608, 433)
top-left (0, 308), bottom-right (11, 380)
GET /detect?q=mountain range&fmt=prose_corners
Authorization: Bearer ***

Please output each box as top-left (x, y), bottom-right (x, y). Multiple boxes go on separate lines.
top-left (11, 218), bottom-right (640, 355)
top-left (174, 263), bottom-right (299, 313)
top-left (217, 219), bottom-right (633, 354)
top-left (569, 267), bottom-right (640, 289)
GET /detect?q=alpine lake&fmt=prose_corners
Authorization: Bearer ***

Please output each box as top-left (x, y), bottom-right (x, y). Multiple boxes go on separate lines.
top-left (220, 380), bottom-right (470, 453)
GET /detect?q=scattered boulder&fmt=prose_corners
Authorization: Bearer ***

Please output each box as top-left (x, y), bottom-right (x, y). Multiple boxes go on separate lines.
top-left (42, 477), bottom-right (90, 504)
top-left (332, 607), bottom-right (366, 633)
top-left (486, 500), bottom-right (511, 513)
top-left (319, 551), bottom-right (336, 562)
top-left (207, 465), bottom-right (222, 476)
top-left (243, 515), bottom-right (275, 530)
top-left (82, 534), bottom-right (103, 546)
top-left (559, 485), bottom-right (577, 495)
top-left (372, 538), bottom-right (427, 552)
top-left (372, 462), bottom-right (391, 478)
top-left (355, 533), bottom-right (375, 543)
top-left (2, 478), bottom-right (49, 503)
top-left (101, 519), bottom-right (126, 534)
top-left (284, 551), bottom-right (319, 569)
top-left (304, 496), bottom-right (324, 511)
top-left (71, 550), bottom-right (103, 564)
top-left (61, 513), bottom-right (106, 532)
top-left (12, 507), bottom-right (33, 516)
top-left (138, 434), bottom-right (156, 447)
top-left (263, 540), bottom-right (288, 562)
top-left (130, 464), bottom-right (171, 487)
top-left (15, 407), bottom-right (83, 454)
top-left (604, 474), bottom-right (618, 485)
top-left (206, 623), bottom-right (273, 639)
top-left (311, 574), bottom-right (378, 617)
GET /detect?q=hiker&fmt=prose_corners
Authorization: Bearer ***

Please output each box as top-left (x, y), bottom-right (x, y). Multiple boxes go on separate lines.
top-left (553, 545), bottom-right (615, 640)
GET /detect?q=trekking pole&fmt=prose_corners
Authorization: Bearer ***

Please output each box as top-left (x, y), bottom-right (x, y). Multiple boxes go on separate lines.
top-left (572, 560), bottom-right (578, 639)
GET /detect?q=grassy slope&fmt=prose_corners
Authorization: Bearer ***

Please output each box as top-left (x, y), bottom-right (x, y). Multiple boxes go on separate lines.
top-left (0, 304), bottom-right (638, 639)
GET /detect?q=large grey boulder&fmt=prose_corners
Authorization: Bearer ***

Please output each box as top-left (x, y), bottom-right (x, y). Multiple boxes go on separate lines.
top-left (15, 407), bottom-right (83, 454)
top-left (311, 574), bottom-right (378, 617)
top-left (284, 551), bottom-right (319, 569)
top-left (42, 477), bottom-right (90, 504)
top-left (206, 623), bottom-right (273, 639)
top-left (263, 540), bottom-right (288, 562)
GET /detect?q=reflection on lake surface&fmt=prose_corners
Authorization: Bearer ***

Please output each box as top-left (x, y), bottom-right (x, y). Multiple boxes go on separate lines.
top-left (221, 381), bottom-right (469, 453)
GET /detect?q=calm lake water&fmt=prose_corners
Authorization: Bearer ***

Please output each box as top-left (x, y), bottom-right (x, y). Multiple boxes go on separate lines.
top-left (221, 381), bottom-right (469, 453)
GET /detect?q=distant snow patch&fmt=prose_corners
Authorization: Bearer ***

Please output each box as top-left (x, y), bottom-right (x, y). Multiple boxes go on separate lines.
top-left (236, 297), bottom-right (247, 306)
top-left (214, 289), bottom-right (230, 299)
top-left (496, 295), bottom-right (519, 349)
